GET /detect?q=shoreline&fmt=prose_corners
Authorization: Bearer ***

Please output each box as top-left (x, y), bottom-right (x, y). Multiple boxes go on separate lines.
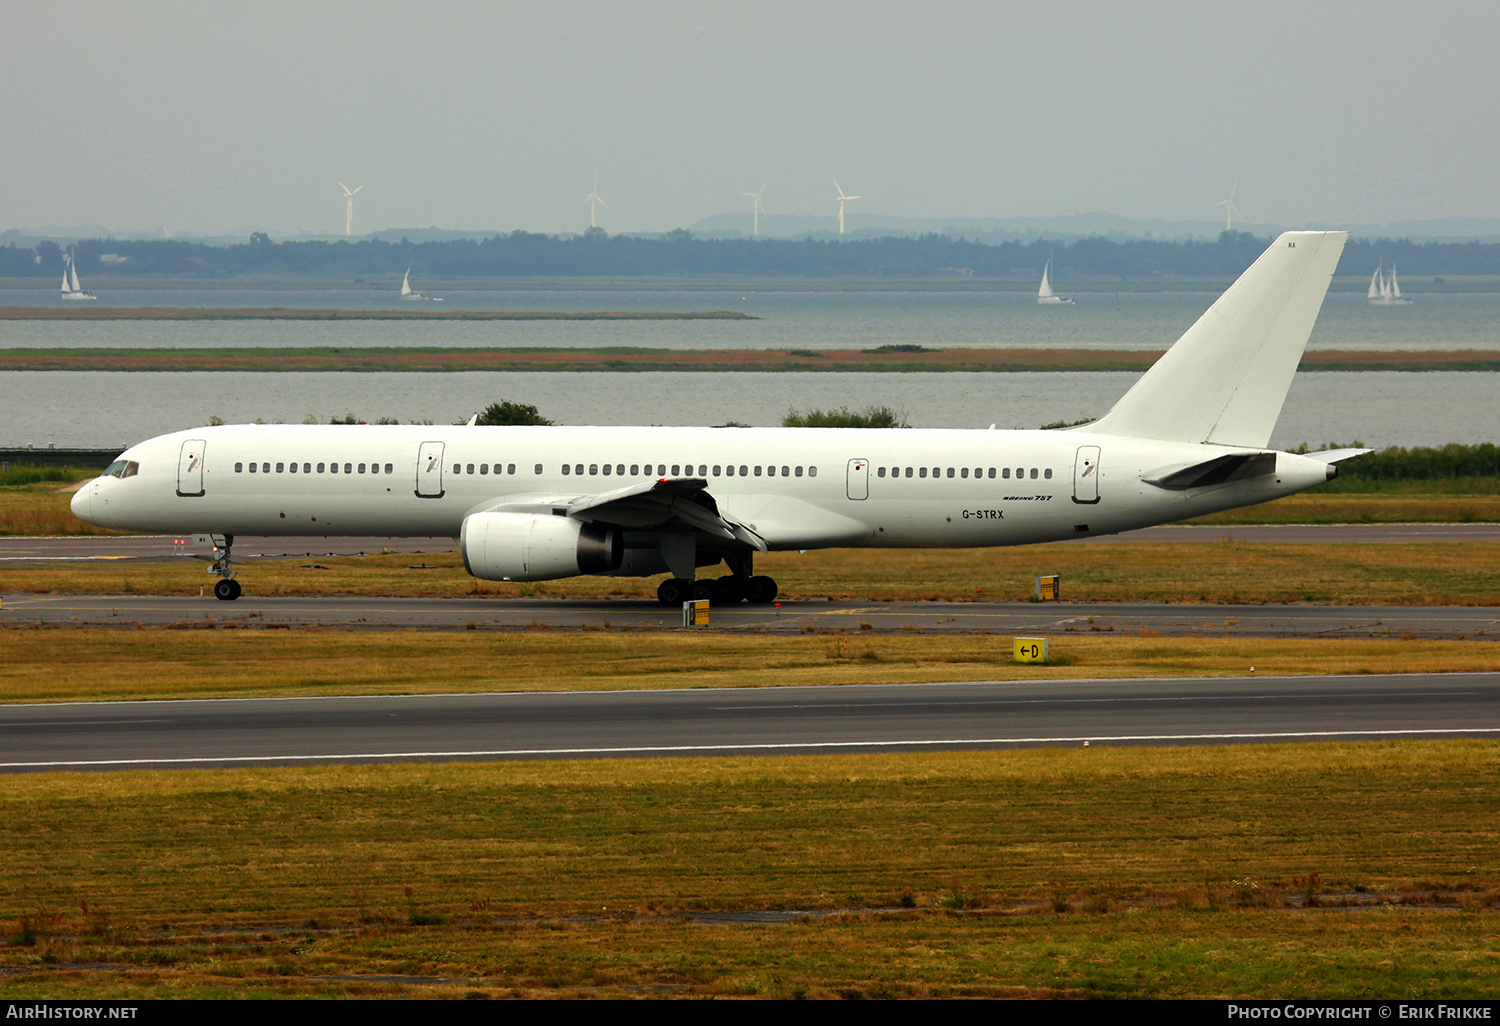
top-left (0, 346), bottom-right (1494, 373)
top-left (0, 306), bottom-right (752, 321)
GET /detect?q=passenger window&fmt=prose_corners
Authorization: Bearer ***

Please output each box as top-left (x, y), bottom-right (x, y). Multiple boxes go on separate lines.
top-left (507, 464), bottom-right (515, 475)
top-left (602, 464), bottom-right (611, 475)
top-left (534, 464), bottom-right (542, 474)
top-left (235, 462), bottom-right (243, 473)
top-left (359, 464), bottom-right (366, 474)
top-left (781, 466), bottom-right (789, 476)
top-left (262, 463), bottom-right (270, 474)
top-left (947, 468), bottom-right (954, 478)
top-left (452, 464), bottom-right (461, 474)
top-left (754, 466), bottom-right (762, 477)
top-left (562, 464), bottom-right (571, 475)
top-left (739, 465), bottom-right (748, 476)
top-left (699, 465), bottom-right (708, 476)
top-left (344, 463), bottom-right (352, 474)
top-left (767, 466), bottom-right (776, 477)
top-left (631, 464), bottom-right (639, 476)
top-left (919, 467), bottom-right (927, 478)
top-left (961, 467), bottom-right (968, 478)
top-left (318, 463), bottom-right (325, 473)
top-left (480, 464), bottom-right (488, 475)
top-left (1044, 468), bottom-right (1053, 479)
top-left (290, 463), bottom-right (298, 474)
top-left (575, 464), bottom-right (583, 476)
top-left (276, 463), bottom-right (285, 474)
top-left (713, 465), bottom-right (721, 476)
top-left (671, 465), bottom-right (680, 475)
top-left (1003, 468), bottom-right (1010, 479)
top-left (1030, 468), bottom-right (1038, 479)
top-left (466, 464), bottom-right (474, 475)
top-left (617, 464), bottom-right (625, 476)
top-left (249, 463), bottom-right (257, 474)
top-left (808, 467), bottom-right (817, 477)
top-left (988, 468), bottom-right (995, 478)
top-left (877, 467), bottom-right (885, 478)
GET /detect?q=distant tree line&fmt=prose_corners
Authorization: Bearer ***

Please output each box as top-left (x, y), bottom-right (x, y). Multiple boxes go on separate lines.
top-left (5, 230), bottom-right (1500, 280)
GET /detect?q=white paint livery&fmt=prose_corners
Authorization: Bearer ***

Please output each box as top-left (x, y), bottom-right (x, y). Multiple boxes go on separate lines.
top-left (72, 232), bottom-right (1360, 604)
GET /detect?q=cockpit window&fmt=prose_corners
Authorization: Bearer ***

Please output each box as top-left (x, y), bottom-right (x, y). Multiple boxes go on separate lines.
top-left (104, 460), bottom-right (140, 479)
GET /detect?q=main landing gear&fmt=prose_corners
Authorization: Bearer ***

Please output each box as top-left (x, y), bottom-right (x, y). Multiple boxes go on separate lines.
top-left (208, 534), bottom-right (242, 601)
top-left (656, 574), bottom-right (777, 606)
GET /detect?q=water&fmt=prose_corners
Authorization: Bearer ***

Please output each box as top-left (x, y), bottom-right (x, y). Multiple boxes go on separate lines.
top-left (2, 289), bottom-right (1498, 352)
top-left (1, 289), bottom-right (1495, 449)
top-left (7, 370), bottom-right (1493, 452)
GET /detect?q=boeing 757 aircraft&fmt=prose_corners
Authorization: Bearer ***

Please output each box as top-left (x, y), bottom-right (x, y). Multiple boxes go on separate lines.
top-left (72, 231), bottom-right (1364, 605)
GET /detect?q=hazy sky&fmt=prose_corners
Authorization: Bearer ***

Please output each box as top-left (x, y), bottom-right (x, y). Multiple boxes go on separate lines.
top-left (7, 1), bottom-right (1498, 235)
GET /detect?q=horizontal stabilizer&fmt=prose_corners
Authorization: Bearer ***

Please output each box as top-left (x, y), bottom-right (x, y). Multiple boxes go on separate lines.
top-left (1302, 448), bottom-right (1373, 464)
top-left (1090, 231), bottom-right (1348, 447)
top-left (1142, 451), bottom-right (1279, 491)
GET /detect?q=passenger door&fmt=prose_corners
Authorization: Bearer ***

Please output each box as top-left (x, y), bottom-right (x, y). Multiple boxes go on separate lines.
top-left (176, 438), bottom-right (206, 498)
top-left (846, 458), bottom-right (869, 500)
top-left (1073, 446), bottom-right (1101, 504)
top-left (415, 441), bottom-right (446, 498)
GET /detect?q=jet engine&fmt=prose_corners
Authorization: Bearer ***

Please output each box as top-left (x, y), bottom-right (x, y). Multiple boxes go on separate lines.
top-left (460, 513), bottom-right (623, 581)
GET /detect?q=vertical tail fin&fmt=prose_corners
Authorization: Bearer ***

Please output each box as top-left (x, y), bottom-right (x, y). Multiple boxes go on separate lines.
top-left (1089, 230), bottom-right (1347, 447)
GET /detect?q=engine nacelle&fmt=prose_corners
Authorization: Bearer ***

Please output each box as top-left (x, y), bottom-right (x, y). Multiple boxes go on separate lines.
top-left (460, 513), bottom-right (623, 582)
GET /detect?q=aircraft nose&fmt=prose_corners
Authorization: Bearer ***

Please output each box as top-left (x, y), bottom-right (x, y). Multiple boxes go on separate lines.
top-left (70, 483), bottom-right (93, 522)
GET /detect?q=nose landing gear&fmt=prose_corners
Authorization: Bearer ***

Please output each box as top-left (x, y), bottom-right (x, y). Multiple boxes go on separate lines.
top-left (208, 534), bottom-right (241, 601)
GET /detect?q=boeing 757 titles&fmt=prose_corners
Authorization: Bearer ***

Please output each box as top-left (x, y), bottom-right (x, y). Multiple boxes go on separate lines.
top-left (73, 232), bottom-right (1364, 605)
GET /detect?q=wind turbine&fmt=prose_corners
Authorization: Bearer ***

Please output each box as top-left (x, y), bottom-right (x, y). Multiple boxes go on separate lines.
top-left (833, 179), bottom-right (860, 235)
top-left (1216, 182), bottom-right (1242, 231)
top-left (339, 181), bottom-right (363, 236)
top-left (742, 183), bottom-right (766, 236)
top-left (581, 173), bottom-right (607, 229)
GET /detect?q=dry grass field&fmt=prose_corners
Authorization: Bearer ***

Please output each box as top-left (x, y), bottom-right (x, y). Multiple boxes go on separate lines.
top-left (3, 541), bottom-right (1497, 605)
top-left (1, 743), bottom-right (1497, 998)
top-left (0, 629), bottom-right (1493, 704)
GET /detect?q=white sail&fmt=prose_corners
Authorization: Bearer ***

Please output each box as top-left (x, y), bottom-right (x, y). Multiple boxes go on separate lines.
top-left (401, 268), bottom-right (412, 297)
top-left (1390, 265), bottom-right (1402, 299)
top-left (1367, 264), bottom-right (1381, 300)
top-left (1037, 258), bottom-right (1073, 304)
top-left (60, 256), bottom-right (97, 300)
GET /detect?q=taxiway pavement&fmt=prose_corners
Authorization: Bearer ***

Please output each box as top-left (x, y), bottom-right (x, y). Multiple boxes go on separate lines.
top-left (4, 672), bottom-right (1496, 772)
top-left (3, 593), bottom-right (1497, 639)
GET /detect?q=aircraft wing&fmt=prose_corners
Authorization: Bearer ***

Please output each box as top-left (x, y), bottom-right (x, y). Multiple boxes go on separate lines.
top-left (484, 478), bottom-right (769, 551)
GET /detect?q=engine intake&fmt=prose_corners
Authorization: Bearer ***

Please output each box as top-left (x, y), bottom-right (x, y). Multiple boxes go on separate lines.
top-left (460, 513), bottom-right (623, 581)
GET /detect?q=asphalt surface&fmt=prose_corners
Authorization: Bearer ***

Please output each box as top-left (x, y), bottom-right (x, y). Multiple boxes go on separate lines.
top-left (3, 592), bottom-right (1497, 640)
top-left (4, 672), bottom-right (1496, 772)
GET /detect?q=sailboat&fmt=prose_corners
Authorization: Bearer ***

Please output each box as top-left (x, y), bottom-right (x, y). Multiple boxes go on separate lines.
top-left (400, 267), bottom-right (442, 301)
top-left (60, 256), bottom-right (97, 301)
top-left (1036, 259), bottom-right (1074, 305)
top-left (1367, 262), bottom-right (1412, 306)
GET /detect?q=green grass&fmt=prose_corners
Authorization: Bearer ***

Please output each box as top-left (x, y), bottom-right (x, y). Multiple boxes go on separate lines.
top-left (1, 743), bottom-right (1497, 997)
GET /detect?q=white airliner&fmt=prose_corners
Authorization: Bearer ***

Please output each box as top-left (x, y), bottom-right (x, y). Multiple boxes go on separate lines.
top-left (73, 231), bottom-right (1364, 605)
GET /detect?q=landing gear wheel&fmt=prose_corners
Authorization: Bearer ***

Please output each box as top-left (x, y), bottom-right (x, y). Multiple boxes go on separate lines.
top-left (689, 579), bottom-right (718, 602)
top-left (214, 579), bottom-right (241, 601)
top-left (715, 575), bottom-right (747, 603)
top-left (657, 578), bottom-right (691, 606)
top-left (745, 575), bottom-right (778, 604)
